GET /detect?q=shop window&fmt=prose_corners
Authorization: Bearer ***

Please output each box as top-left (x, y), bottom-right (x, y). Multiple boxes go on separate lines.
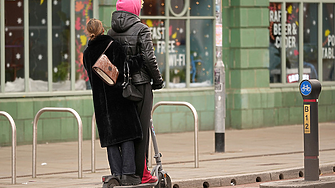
top-left (4, 0), bottom-right (24, 92)
top-left (269, 2), bottom-right (300, 83)
top-left (29, 0), bottom-right (48, 91)
top-left (322, 3), bottom-right (335, 81)
top-left (190, 0), bottom-right (213, 16)
top-left (52, 0), bottom-right (71, 91)
top-left (303, 4), bottom-right (318, 80)
top-left (169, 19), bottom-right (186, 87)
top-left (142, 0), bottom-right (214, 88)
top-left (141, 0), bottom-right (165, 16)
top-left (75, 0), bottom-right (93, 90)
top-left (0, 3), bottom-right (2, 91)
top-left (142, 19), bottom-right (167, 83)
top-left (190, 19), bottom-right (213, 86)
top-left (2, 0), bottom-right (92, 92)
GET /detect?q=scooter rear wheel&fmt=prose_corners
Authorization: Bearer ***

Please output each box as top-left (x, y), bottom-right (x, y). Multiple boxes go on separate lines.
top-left (155, 172), bottom-right (171, 188)
top-left (106, 178), bottom-right (120, 188)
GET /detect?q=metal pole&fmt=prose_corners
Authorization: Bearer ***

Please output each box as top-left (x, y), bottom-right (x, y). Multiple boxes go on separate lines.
top-left (0, 112), bottom-right (16, 184)
top-left (299, 79), bottom-right (321, 181)
top-left (32, 107), bottom-right (83, 178)
top-left (151, 101), bottom-right (199, 168)
top-left (214, 0), bottom-right (225, 152)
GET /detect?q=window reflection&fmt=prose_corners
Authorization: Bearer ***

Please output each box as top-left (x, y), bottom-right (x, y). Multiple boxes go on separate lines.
top-left (5, 0), bottom-right (24, 92)
top-left (190, 0), bottom-right (213, 16)
top-left (304, 4), bottom-right (318, 80)
top-left (0, 3), bottom-right (2, 92)
top-left (75, 0), bottom-right (93, 90)
top-left (142, 19), bottom-right (166, 83)
top-left (170, 0), bottom-right (185, 15)
top-left (322, 3), bottom-right (335, 81)
top-left (269, 3), bottom-right (300, 83)
top-left (29, 0), bottom-right (48, 91)
top-left (52, 0), bottom-right (71, 91)
top-left (190, 19), bottom-right (213, 87)
top-left (141, 0), bottom-right (165, 16)
top-left (169, 20), bottom-right (186, 88)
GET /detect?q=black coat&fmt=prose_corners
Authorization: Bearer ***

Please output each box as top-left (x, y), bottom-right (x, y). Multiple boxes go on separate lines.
top-left (83, 35), bottom-right (142, 147)
top-left (107, 11), bottom-right (163, 89)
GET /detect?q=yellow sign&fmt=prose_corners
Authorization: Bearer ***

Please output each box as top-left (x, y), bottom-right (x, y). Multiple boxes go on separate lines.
top-left (304, 105), bottom-right (310, 134)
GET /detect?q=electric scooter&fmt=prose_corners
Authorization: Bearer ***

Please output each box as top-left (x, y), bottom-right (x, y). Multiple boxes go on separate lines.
top-left (102, 120), bottom-right (172, 188)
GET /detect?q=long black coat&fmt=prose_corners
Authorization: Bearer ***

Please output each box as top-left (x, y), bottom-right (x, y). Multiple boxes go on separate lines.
top-left (83, 34), bottom-right (142, 147)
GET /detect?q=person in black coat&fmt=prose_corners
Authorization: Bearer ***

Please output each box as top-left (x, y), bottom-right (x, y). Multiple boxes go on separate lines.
top-left (83, 18), bottom-right (142, 186)
top-left (107, 0), bottom-right (164, 184)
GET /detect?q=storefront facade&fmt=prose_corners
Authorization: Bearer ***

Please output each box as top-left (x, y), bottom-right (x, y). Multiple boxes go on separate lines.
top-left (0, 0), bottom-right (335, 146)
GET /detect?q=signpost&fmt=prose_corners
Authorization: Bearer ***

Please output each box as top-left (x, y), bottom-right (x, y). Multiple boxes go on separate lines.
top-left (299, 79), bottom-right (321, 181)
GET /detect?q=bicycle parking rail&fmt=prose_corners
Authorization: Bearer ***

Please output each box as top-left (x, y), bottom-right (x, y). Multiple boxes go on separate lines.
top-left (32, 107), bottom-right (83, 178)
top-left (91, 113), bottom-right (96, 173)
top-left (150, 101), bottom-right (199, 168)
top-left (0, 111), bottom-right (16, 184)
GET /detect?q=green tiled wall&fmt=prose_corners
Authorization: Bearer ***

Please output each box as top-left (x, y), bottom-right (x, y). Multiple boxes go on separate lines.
top-left (225, 87), bottom-right (335, 129)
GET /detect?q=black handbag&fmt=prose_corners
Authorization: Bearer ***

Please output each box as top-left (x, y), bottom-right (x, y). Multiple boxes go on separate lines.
top-left (122, 61), bottom-right (143, 101)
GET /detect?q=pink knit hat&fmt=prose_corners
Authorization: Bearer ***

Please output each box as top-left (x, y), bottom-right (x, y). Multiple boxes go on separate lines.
top-left (116, 0), bottom-right (141, 16)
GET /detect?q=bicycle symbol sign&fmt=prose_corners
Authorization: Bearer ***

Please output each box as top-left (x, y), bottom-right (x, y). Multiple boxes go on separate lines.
top-left (300, 80), bottom-right (312, 96)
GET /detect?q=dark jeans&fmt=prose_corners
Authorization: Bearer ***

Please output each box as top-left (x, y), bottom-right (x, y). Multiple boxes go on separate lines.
top-left (107, 140), bottom-right (136, 175)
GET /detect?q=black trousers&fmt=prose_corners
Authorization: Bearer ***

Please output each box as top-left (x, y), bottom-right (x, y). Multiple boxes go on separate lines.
top-left (134, 83), bottom-right (153, 178)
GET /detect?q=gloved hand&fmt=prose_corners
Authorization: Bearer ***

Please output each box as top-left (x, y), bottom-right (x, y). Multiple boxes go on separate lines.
top-left (151, 82), bottom-right (164, 90)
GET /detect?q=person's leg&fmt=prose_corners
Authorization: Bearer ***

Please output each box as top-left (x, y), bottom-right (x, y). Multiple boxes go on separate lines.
top-left (107, 144), bottom-right (122, 176)
top-left (120, 140), bottom-right (141, 185)
top-left (121, 140), bottom-right (136, 175)
top-left (134, 83), bottom-right (153, 178)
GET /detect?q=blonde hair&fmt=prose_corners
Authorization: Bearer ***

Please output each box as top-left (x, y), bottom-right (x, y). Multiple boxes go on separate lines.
top-left (86, 18), bottom-right (104, 40)
top-left (141, 0), bottom-right (144, 8)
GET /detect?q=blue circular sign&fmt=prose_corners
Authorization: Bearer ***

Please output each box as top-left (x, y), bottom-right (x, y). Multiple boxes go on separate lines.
top-left (300, 80), bottom-right (312, 96)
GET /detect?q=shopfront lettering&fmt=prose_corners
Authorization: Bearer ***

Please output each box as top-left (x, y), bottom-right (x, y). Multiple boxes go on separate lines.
top-left (149, 27), bottom-right (166, 40)
top-left (274, 36), bottom-right (296, 48)
top-left (323, 47), bottom-right (335, 59)
top-left (169, 54), bottom-right (186, 66)
top-left (327, 35), bottom-right (335, 46)
top-left (272, 23), bottom-right (297, 49)
top-left (156, 41), bottom-right (176, 53)
top-left (269, 10), bottom-right (281, 22)
top-left (322, 35), bottom-right (335, 59)
top-left (149, 25), bottom-right (186, 67)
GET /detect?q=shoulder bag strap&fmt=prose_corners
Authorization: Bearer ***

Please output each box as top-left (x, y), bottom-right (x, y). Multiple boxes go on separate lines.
top-left (101, 40), bottom-right (113, 55)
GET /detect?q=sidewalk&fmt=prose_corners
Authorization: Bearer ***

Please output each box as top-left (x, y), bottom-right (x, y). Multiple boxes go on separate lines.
top-left (1, 122), bottom-right (335, 188)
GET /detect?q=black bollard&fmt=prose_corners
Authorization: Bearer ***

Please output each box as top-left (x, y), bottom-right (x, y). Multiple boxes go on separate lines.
top-left (299, 79), bottom-right (321, 181)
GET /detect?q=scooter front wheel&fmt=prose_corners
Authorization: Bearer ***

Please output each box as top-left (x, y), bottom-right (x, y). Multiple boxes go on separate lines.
top-left (155, 172), bottom-right (171, 188)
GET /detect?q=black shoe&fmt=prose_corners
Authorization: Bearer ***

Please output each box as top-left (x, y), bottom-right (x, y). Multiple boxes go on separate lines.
top-left (121, 174), bottom-right (141, 186)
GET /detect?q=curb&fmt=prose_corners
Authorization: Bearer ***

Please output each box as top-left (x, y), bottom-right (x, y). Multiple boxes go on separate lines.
top-left (171, 163), bottom-right (335, 188)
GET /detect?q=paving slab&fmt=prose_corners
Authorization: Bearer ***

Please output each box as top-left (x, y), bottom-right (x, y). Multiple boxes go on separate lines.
top-left (0, 122), bottom-right (335, 188)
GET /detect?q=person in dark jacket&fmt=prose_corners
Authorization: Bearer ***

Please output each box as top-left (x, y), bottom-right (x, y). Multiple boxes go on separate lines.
top-left (83, 18), bottom-right (142, 186)
top-left (107, 0), bottom-right (164, 184)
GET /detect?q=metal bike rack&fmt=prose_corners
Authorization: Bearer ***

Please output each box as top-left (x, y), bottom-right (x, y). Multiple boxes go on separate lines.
top-left (0, 111), bottom-right (16, 184)
top-left (91, 113), bottom-right (96, 173)
top-left (32, 107), bottom-right (83, 178)
top-left (150, 101), bottom-right (199, 168)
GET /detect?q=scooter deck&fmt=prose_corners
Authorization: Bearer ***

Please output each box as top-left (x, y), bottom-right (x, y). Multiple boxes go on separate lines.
top-left (113, 182), bottom-right (157, 188)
